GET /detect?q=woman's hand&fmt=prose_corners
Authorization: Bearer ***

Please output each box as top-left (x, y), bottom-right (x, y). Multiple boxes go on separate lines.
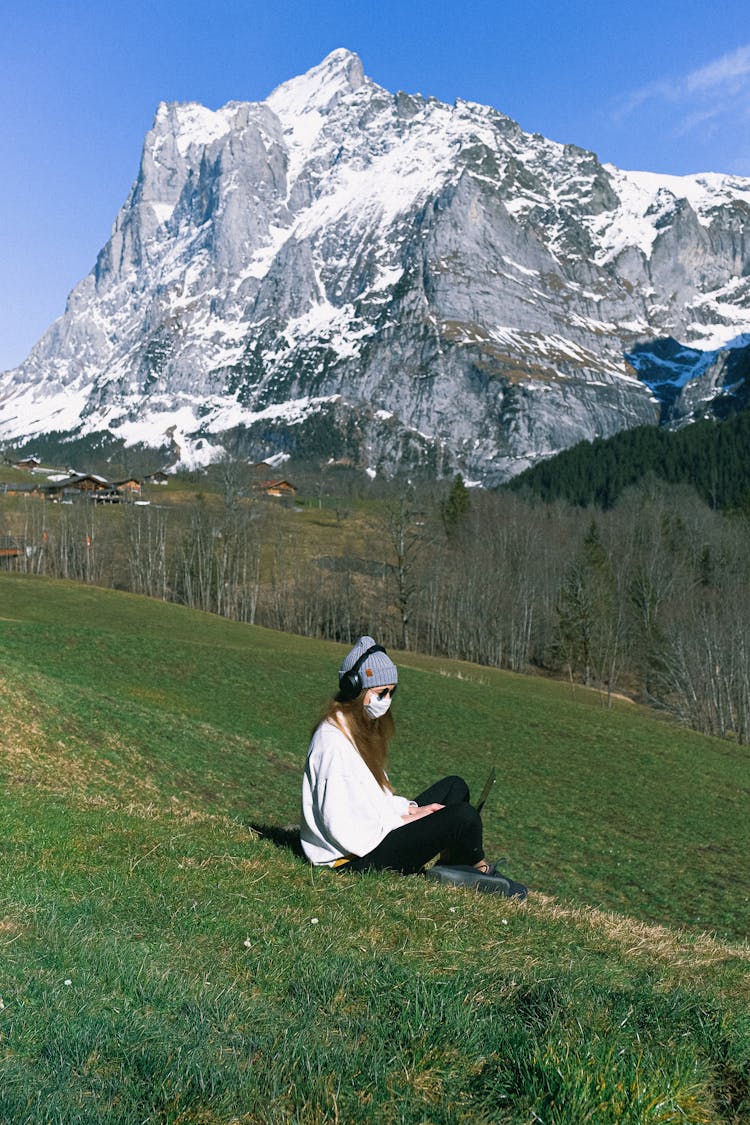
top-left (402, 802), bottom-right (444, 822)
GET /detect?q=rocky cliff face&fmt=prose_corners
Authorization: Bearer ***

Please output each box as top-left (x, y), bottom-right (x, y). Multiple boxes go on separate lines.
top-left (2, 49), bottom-right (750, 481)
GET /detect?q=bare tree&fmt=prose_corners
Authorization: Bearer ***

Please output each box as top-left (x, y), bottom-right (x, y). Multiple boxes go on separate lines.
top-left (373, 488), bottom-right (432, 650)
top-left (124, 505), bottom-right (169, 600)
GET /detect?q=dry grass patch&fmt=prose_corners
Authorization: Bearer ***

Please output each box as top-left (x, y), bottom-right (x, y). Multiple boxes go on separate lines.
top-left (73, 793), bottom-right (257, 838)
top-left (0, 705), bottom-right (163, 803)
top-left (0, 693), bottom-right (255, 838)
top-left (175, 852), bottom-right (264, 872)
top-left (530, 892), bottom-right (750, 972)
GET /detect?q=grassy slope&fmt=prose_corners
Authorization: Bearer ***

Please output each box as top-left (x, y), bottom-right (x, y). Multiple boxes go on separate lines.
top-left (0, 574), bottom-right (748, 1123)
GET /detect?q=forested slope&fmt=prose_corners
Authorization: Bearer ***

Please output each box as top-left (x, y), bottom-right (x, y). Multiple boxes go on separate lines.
top-left (508, 409), bottom-right (750, 509)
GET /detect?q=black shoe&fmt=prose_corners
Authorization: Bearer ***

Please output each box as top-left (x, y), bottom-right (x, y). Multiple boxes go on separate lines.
top-left (424, 864), bottom-right (528, 899)
top-left (460, 861), bottom-right (528, 900)
top-left (489, 870), bottom-right (528, 900)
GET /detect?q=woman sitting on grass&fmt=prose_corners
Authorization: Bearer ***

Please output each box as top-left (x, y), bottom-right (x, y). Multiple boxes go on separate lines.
top-left (300, 635), bottom-right (526, 896)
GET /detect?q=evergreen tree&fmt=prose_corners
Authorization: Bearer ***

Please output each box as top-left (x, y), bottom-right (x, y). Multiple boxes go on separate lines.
top-left (441, 474), bottom-right (471, 537)
top-left (552, 520), bottom-right (622, 689)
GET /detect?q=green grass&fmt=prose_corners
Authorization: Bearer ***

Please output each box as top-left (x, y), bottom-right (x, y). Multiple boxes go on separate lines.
top-left (1, 573), bottom-right (749, 1123)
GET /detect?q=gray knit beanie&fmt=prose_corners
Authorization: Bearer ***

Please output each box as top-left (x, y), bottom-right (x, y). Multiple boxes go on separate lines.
top-left (339, 635), bottom-right (398, 696)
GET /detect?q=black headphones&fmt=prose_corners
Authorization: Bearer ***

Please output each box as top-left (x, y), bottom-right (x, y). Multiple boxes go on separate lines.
top-left (338, 644), bottom-right (387, 701)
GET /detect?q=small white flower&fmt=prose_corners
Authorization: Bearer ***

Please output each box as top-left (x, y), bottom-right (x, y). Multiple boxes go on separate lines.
top-left (243, 938), bottom-right (252, 948)
top-left (501, 919), bottom-right (508, 926)
top-left (449, 907), bottom-right (457, 913)
top-left (0, 996), bottom-right (5, 1009)
top-left (64, 979), bottom-right (72, 986)
top-left (310, 917), bottom-right (319, 925)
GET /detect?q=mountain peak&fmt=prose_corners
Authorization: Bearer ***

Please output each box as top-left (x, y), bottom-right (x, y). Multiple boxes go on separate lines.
top-left (266, 48), bottom-right (365, 121)
top-left (3, 50), bottom-right (750, 481)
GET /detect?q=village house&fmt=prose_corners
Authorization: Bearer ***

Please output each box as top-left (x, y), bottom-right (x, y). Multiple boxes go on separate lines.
top-left (254, 479), bottom-right (298, 499)
top-left (112, 478), bottom-right (143, 497)
top-left (0, 482), bottom-right (43, 498)
top-left (42, 474), bottom-right (111, 500)
top-left (0, 467), bottom-right (147, 504)
top-left (0, 536), bottom-right (24, 560)
top-left (39, 474), bottom-right (143, 503)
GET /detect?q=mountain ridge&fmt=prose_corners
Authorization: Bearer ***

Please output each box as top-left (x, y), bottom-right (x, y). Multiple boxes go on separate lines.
top-left (2, 49), bottom-right (750, 480)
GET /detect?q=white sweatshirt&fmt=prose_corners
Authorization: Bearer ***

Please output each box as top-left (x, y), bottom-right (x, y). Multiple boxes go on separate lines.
top-left (301, 716), bottom-right (412, 865)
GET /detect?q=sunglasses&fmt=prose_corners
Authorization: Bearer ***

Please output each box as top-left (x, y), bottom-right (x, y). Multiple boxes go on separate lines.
top-left (373, 685), bottom-right (397, 700)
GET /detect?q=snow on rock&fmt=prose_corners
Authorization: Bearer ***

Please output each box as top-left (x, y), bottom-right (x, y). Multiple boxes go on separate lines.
top-left (2, 49), bottom-right (749, 482)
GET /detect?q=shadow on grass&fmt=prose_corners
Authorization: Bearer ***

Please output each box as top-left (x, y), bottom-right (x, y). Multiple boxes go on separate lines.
top-left (250, 822), bottom-right (306, 860)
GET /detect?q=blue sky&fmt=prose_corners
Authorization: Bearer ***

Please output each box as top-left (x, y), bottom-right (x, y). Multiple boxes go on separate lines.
top-left (2, 0), bottom-right (749, 372)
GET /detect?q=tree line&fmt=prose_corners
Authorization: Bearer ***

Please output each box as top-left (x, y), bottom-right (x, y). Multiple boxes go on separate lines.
top-left (4, 468), bottom-right (750, 744)
top-left (509, 410), bottom-right (750, 511)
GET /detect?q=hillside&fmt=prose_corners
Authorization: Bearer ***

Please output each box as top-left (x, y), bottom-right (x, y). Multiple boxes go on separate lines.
top-left (0, 575), bottom-right (748, 1122)
top-left (508, 407), bottom-right (750, 510)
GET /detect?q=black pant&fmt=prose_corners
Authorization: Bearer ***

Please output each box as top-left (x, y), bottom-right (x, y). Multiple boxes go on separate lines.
top-left (344, 775), bottom-right (484, 875)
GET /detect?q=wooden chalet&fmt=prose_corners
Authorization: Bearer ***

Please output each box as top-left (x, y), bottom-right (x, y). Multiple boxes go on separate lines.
top-left (144, 470), bottom-right (170, 485)
top-left (43, 474), bottom-right (111, 500)
top-left (254, 479), bottom-right (297, 499)
top-left (112, 478), bottom-right (142, 496)
top-left (0, 536), bottom-right (24, 560)
top-left (1, 482), bottom-right (42, 497)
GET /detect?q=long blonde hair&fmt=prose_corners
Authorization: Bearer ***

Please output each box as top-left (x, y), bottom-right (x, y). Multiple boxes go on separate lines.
top-left (317, 695), bottom-right (395, 791)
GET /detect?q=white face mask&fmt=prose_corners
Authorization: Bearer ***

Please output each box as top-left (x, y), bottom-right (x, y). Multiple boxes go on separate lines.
top-left (364, 694), bottom-right (392, 720)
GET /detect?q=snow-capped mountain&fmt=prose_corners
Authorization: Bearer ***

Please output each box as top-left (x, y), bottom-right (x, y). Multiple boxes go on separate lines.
top-left (2, 48), bottom-right (750, 480)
